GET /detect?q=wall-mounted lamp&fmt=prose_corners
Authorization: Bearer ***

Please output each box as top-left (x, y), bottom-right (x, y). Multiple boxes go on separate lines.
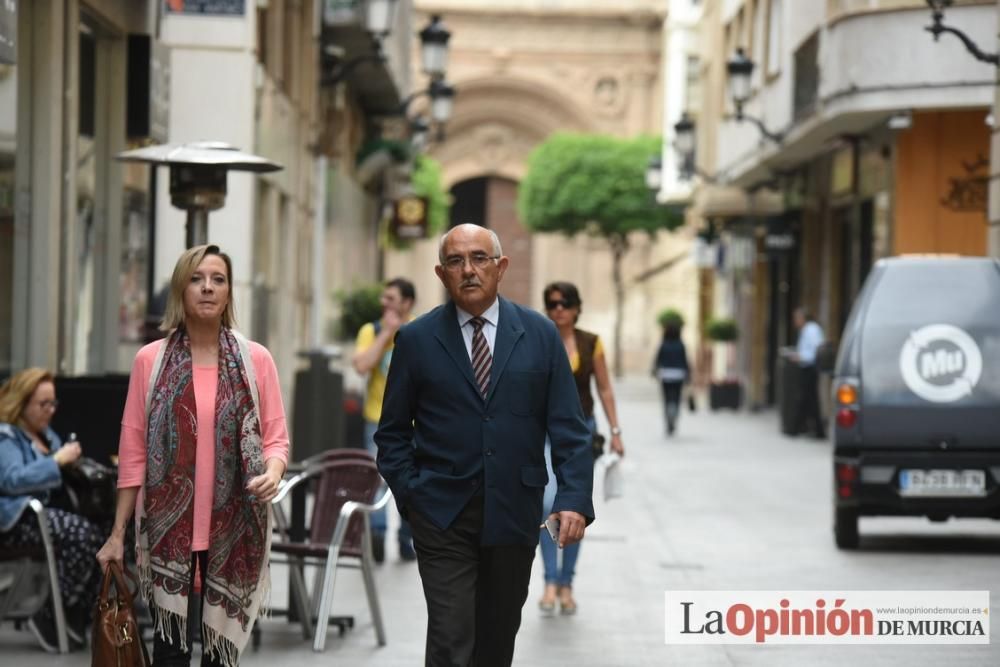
top-left (324, 4), bottom-right (452, 88)
top-left (726, 48), bottom-right (784, 144)
top-left (419, 14), bottom-right (452, 78)
top-left (925, 0), bottom-right (999, 66)
top-left (672, 112), bottom-right (718, 183)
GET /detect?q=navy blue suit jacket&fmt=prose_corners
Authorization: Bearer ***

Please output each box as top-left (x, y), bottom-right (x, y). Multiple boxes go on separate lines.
top-left (375, 297), bottom-right (595, 547)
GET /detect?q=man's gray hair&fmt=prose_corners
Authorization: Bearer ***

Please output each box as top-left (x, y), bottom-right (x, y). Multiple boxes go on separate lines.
top-left (438, 225), bottom-right (503, 263)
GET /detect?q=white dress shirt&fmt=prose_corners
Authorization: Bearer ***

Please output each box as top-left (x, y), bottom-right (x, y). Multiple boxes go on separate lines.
top-left (797, 321), bottom-right (825, 366)
top-left (456, 299), bottom-right (499, 361)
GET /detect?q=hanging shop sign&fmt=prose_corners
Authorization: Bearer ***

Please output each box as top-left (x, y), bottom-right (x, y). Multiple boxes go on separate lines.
top-left (391, 195), bottom-right (429, 241)
top-left (164, 0), bottom-right (245, 16)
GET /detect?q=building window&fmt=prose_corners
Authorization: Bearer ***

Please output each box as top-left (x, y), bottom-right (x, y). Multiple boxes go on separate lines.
top-left (793, 31), bottom-right (820, 120)
top-left (752, 0), bottom-right (766, 87)
top-left (685, 54), bottom-right (701, 114)
top-left (0, 82), bottom-right (13, 370)
top-left (766, 0), bottom-right (782, 78)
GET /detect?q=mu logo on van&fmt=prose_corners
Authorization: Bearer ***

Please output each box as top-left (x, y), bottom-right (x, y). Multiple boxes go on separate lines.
top-left (899, 324), bottom-right (982, 403)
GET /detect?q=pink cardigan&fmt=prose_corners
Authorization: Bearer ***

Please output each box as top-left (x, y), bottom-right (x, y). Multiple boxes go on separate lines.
top-left (117, 339), bottom-right (290, 551)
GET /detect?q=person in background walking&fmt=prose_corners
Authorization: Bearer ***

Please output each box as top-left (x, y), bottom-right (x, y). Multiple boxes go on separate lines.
top-left (792, 307), bottom-right (826, 439)
top-left (537, 281), bottom-right (624, 617)
top-left (96, 244), bottom-right (289, 667)
top-left (653, 322), bottom-right (690, 436)
top-left (351, 278), bottom-right (417, 563)
top-left (0, 369), bottom-right (102, 653)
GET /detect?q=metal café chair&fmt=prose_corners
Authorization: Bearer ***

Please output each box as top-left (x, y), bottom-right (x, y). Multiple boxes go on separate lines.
top-left (0, 500), bottom-right (71, 653)
top-left (269, 451), bottom-right (390, 652)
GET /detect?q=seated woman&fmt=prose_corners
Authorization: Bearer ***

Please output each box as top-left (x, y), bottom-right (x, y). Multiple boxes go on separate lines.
top-left (0, 368), bottom-right (103, 653)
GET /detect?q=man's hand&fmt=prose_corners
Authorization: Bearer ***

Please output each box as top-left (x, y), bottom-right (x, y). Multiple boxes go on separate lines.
top-left (382, 308), bottom-right (403, 333)
top-left (549, 510), bottom-right (587, 548)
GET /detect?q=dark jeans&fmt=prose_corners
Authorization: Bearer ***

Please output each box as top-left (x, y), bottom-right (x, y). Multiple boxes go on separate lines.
top-left (409, 495), bottom-right (535, 667)
top-left (794, 365), bottom-right (825, 437)
top-left (660, 381), bottom-right (683, 432)
top-left (152, 551), bottom-right (228, 667)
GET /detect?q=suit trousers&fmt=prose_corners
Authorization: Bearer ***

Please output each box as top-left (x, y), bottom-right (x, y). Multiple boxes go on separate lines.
top-left (408, 494), bottom-right (535, 667)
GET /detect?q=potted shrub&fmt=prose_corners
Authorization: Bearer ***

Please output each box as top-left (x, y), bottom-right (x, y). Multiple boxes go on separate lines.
top-left (331, 283), bottom-right (384, 341)
top-left (657, 308), bottom-right (685, 330)
top-left (705, 317), bottom-right (742, 410)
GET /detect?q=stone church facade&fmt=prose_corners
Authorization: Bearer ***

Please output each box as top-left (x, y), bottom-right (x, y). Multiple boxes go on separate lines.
top-left (386, 0), bottom-right (699, 374)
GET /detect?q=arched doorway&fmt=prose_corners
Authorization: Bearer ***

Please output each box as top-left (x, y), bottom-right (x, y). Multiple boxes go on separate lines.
top-left (448, 176), bottom-right (531, 306)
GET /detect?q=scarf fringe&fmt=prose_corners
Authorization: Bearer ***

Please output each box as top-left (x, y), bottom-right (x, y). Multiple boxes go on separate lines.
top-left (203, 624), bottom-right (241, 667)
top-left (150, 603), bottom-right (189, 654)
top-left (257, 567), bottom-right (272, 619)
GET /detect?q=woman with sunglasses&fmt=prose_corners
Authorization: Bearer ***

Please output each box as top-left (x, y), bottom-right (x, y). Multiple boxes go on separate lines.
top-left (537, 281), bottom-right (624, 616)
top-left (0, 368), bottom-right (103, 653)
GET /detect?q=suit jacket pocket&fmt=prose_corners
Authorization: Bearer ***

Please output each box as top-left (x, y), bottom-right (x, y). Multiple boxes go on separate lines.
top-left (520, 464), bottom-right (548, 488)
top-left (508, 370), bottom-right (546, 416)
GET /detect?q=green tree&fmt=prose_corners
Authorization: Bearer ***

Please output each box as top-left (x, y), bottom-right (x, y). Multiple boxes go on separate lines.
top-left (412, 154), bottom-right (449, 239)
top-left (518, 133), bottom-right (683, 375)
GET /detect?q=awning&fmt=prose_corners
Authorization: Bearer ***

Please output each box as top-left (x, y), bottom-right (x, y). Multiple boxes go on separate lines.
top-left (691, 184), bottom-right (783, 219)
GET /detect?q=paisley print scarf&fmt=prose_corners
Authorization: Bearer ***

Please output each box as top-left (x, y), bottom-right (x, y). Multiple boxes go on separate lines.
top-left (137, 327), bottom-right (270, 667)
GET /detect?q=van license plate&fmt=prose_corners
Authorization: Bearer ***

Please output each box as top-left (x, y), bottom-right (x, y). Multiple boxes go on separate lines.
top-left (898, 469), bottom-right (987, 497)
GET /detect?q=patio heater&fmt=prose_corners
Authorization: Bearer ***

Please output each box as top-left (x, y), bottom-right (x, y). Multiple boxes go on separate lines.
top-left (116, 141), bottom-right (283, 248)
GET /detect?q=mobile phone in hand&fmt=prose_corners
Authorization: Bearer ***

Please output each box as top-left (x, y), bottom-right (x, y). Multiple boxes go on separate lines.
top-left (543, 517), bottom-right (560, 543)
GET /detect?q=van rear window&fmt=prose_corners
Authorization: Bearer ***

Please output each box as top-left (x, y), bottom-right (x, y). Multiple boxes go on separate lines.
top-left (861, 261), bottom-right (1000, 405)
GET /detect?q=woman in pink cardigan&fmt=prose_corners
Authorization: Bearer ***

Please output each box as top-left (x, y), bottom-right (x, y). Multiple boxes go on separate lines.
top-left (96, 244), bottom-right (289, 667)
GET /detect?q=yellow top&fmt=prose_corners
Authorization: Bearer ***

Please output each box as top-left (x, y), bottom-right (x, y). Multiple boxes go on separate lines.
top-left (355, 319), bottom-right (412, 424)
top-left (568, 336), bottom-right (604, 373)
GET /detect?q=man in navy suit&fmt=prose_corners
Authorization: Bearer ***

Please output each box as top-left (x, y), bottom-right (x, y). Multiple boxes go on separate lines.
top-left (376, 224), bottom-right (594, 666)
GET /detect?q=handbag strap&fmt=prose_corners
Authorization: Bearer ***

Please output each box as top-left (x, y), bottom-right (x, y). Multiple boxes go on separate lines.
top-left (99, 562), bottom-right (137, 609)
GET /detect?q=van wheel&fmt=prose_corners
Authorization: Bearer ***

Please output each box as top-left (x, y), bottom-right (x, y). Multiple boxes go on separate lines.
top-left (834, 507), bottom-right (859, 550)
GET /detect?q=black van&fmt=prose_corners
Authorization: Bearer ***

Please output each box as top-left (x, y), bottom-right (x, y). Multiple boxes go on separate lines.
top-left (831, 257), bottom-right (1000, 549)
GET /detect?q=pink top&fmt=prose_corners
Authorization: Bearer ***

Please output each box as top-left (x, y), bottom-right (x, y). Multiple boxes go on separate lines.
top-left (117, 339), bottom-right (290, 551)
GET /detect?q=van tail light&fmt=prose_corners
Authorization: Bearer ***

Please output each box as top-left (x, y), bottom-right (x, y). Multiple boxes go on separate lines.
top-left (836, 408), bottom-right (857, 429)
top-left (836, 383), bottom-right (858, 406)
top-left (836, 462), bottom-right (859, 498)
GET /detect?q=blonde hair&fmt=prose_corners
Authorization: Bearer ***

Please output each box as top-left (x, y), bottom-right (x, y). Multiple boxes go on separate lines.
top-left (160, 244), bottom-right (237, 331)
top-left (0, 368), bottom-right (55, 429)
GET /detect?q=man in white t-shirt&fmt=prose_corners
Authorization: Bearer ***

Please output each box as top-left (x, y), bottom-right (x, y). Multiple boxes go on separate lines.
top-left (792, 307), bottom-right (826, 439)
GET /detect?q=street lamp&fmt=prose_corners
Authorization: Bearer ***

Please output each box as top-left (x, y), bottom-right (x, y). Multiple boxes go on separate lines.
top-left (410, 115), bottom-right (430, 152)
top-left (726, 48), bottom-right (784, 143)
top-left (429, 78), bottom-right (456, 123)
top-left (645, 155), bottom-right (663, 195)
top-left (924, 0), bottom-right (999, 65)
top-left (116, 142), bottom-right (282, 248)
top-left (672, 112), bottom-right (718, 183)
top-left (419, 14), bottom-right (452, 78)
top-left (365, 0), bottom-right (399, 37)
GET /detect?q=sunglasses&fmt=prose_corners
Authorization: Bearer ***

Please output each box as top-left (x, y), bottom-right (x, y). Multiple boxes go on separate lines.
top-left (545, 299), bottom-right (577, 311)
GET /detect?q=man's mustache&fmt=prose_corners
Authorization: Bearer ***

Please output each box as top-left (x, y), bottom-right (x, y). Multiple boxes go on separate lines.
top-left (459, 279), bottom-right (481, 288)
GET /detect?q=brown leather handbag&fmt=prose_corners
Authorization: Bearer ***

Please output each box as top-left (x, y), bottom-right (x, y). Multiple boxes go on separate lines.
top-left (92, 562), bottom-right (150, 667)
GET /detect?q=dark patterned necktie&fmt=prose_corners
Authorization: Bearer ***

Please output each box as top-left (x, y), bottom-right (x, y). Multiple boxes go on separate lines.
top-left (470, 317), bottom-right (492, 398)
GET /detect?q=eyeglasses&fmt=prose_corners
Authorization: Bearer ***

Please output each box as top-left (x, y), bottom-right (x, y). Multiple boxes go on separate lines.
top-left (545, 299), bottom-right (577, 311)
top-left (442, 253), bottom-right (499, 272)
top-left (36, 399), bottom-right (59, 410)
